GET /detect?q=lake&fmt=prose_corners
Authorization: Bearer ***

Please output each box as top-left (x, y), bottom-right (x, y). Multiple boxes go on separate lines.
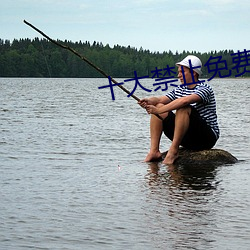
top-left (0, 78), bottom-right (250, 250)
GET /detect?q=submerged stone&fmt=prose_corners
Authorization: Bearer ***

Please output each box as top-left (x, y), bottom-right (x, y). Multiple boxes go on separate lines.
top-left (161, 148), bottom-right (238, 166)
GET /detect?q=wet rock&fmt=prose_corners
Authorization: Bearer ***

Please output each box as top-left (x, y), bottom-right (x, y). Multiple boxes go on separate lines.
top-left (162, 148), bottom-right (238, 166)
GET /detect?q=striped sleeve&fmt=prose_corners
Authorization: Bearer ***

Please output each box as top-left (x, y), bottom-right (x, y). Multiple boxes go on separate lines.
top-left (194, 85), bottom-right (212, 104)
top-left (165, 87), bottom-right (178, 101)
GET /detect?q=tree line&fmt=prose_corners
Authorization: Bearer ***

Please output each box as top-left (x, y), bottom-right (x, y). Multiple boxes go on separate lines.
top-left (0, 38), bottom-right (248, 78)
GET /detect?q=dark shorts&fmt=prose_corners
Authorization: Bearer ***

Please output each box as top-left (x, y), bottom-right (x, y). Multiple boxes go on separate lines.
top-left (163, 107), bottom-right (217, 150)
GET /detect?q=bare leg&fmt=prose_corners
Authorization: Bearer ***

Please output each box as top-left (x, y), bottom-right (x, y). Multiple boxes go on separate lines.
top-left (144, 104), bottom-right (168, 162)
top-left (163, 106), bottom-right (191, 165)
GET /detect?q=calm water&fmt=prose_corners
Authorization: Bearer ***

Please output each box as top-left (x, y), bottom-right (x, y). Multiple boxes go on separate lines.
top-left (0, 78), bottom-right (250, 250)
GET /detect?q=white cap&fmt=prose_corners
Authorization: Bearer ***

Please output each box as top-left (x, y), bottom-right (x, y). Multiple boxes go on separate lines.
top-left (176, 55), bottom-right (202, 76)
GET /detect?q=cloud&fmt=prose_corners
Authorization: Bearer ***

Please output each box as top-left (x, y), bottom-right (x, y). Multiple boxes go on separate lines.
top-left (134, 0), bottom-right (167, 5)
top-left (79, 3), bottom-right (89, 10)
top-left (199, 0), bottom-right (250, 9)
top-left (206, 0), bottom-right (236, 4)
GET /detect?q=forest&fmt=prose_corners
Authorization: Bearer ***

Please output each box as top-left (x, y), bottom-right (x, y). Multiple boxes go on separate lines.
top-left (0, 38), bottom-right (248, 78)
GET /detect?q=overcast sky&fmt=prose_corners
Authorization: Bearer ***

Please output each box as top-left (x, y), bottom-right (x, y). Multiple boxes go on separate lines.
top-left (1, 0), bottom-right (249, 53)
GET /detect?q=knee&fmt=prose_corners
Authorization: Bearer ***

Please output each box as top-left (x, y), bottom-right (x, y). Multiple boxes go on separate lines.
top-left (154, 103), bottom-right (169, 120)
top-left (155, 103), bottom-right (165, 108)
top-left (176, 106), bottom-right (192, 116)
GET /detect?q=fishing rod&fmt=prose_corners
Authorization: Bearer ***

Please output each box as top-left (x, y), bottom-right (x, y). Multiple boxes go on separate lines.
top-left (23, 20), bottom-right (163, 120)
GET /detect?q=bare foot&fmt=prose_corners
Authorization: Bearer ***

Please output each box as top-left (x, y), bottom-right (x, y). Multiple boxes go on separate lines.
top-left (163, 150), bottom-right (179, 165)
top-left (144, 151), bottom-right (162, 162)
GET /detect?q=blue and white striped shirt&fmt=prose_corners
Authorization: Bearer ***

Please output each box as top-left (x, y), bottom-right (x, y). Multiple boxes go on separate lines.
top-left (166, 83), bottom-right (220, 139)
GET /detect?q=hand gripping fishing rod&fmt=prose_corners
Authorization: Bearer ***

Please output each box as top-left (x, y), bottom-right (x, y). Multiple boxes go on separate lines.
top-left (23, 20), bottom-right (163, 120)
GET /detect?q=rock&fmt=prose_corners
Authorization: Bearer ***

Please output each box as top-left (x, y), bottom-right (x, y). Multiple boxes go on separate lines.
top-left (161, 148), bottom-right (238, 166)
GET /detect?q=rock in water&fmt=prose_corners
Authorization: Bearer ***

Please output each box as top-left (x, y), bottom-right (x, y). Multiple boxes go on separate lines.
top-left (162, 148), bottom-right (238, 166)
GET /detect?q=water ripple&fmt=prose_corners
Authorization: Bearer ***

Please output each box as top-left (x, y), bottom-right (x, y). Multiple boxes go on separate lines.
top-left (0, 78), bottom-right (250, 250)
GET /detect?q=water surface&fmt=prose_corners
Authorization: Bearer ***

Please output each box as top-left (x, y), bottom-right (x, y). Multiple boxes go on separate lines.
top-left (0, 78), bottom-right (250, 249)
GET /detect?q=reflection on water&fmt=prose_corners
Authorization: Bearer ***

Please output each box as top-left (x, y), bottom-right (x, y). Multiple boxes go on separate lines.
top-left (144, 162), bottom-right (221, 249)
top-left (147, 162), bottom-right (219, 191)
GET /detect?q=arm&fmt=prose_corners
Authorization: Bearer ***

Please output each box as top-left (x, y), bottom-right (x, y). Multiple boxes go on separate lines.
top-left (146, 94), bottom-right (201, 114)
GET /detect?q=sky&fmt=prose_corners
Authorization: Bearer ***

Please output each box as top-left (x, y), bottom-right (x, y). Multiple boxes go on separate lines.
top-left (1, 0), bottom-right (250, 53)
